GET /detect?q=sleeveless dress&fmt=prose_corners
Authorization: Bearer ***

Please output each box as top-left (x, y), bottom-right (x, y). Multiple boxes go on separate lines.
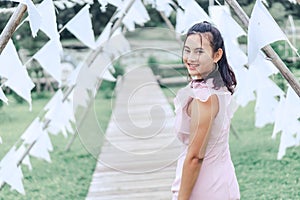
top-left (171, 79), bottom-right (240, 200)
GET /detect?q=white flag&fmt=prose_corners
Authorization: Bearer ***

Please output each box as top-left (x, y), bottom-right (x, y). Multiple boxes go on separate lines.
top-left (21, 117), bottom-right (44, 144)
top-left (33, 39), bottom-right (62, 86)
top-left (0, 87), bottom-right (8, 104)
top-left (95, 22), bottom-right (112, 48)
top-left (121, 0), bottom-right (150, 31)
top-left (16, 145), bottom-right (32, 171)
top-left (0, 40), bottom-right (35, 108)
top-left (209, 5), bottom-right (246, 40)
top-left (0, 146), bottom-right (25, 195)
top-left (65, 5), bottom-right (96, 49)
top-left (45, 89), bottom-right (75, 137)
top-left (29, 131), bottom-right (53, 162)
top-left (175, 0), bottom-right (211, 34)
top-left (248, 0), bottom-right (289, 64)
top-left (37, 0), bottom-right (62, 50)
top-left (14, 0), bottom-right (41, 37)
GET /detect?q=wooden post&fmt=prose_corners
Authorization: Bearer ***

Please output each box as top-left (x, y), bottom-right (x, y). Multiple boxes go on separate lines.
top-left (225, 0), bottom-right (300, 97)
top-left (0, 3), bottom-right (27, 54)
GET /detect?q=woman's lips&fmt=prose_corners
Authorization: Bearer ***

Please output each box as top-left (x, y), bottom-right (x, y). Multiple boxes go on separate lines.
top-left (187, 64), bottom-right (199, 70)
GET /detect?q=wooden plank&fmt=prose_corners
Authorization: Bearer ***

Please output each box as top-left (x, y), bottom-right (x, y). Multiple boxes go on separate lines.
top-left (86, 67), bottom-right (182, 200)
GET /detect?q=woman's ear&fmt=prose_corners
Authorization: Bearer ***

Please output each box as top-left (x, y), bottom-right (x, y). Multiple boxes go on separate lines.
top-left (213, 48), bottom-right (223, 63)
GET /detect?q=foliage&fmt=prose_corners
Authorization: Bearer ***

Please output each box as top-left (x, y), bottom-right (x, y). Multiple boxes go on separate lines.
top-left (147, 55), bottom-right (159, 75)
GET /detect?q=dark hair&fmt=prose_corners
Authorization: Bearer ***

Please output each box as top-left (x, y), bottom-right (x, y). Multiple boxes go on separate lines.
top-left (184, 21), bottom-right (237, 94)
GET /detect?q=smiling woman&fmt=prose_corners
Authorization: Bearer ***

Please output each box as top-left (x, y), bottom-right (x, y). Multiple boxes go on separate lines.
top-left (171, 21), bottom-right (239, 200)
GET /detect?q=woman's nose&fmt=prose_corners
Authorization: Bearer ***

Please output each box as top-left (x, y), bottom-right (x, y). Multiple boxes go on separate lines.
top-left (187, 52), bottom-right (198, 62)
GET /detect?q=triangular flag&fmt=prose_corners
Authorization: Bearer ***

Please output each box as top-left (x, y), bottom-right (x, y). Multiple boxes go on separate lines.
top-left (121, 0), bottom-right (150, 31)
top-left (65, 4), bottom-right (96, 49)
top-left (0, 40), bottom-right (35, 108)
top-left (37, 0), bottom-right (62, 50)
top-left (14, 0), bottom-right (41, 37)
top-left (29, 131), bottom-right (53, 162)
top-left (155, 0), bottom-right (174, 17)
top-left (209, 5), bottom-right (246, 40)
top-left (248, 0), bottom-right (291, 64)
top-left (0, 87), bottom-right (8, 104)
top-left (95, 22), bottom-right (112, 48)
top-left (21, 117), bottom-right (44, 144)
top-left (33, 39), bottom-right (62, 86)
top-left (0, 146), bottom-right (25, 195)
top-left (45, 89), bottom-right (75, 137)
top-left (16, 144), bottom-right (32, 171)
top-left (175, 0), bottom-right (211, 34)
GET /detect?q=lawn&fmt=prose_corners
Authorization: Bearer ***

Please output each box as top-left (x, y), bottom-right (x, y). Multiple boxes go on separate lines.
top-left (0, 91), bottom-right (112, 200)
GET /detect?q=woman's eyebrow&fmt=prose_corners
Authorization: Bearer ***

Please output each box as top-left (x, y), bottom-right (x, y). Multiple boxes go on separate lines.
top-left (183, 46), bottom-right (190, 49)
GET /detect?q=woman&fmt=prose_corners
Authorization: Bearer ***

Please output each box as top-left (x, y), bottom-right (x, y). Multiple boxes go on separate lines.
top-left (171, 21), bottom-right (240, 200)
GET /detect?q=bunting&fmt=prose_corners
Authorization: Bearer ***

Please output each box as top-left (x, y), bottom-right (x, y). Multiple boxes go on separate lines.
top-left (65, 4), bottom-right (96, 49)
top-left (0, 146), bottom-right (25, 195)
top-left (0, 40), bottom-right (35, 108)
top-left (14, 0), bottom-right (41, 37)
top-left (33, 39), bottom-right (62, 86)
top-left (248, 0), bottom-right (292, 64)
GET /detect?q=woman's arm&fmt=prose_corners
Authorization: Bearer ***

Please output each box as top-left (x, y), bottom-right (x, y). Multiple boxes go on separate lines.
top-left (178, 95), bottom-right (219, 200)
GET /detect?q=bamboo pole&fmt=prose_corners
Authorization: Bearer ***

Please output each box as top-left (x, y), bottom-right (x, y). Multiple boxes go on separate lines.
top-left (225, 0), bottom-right (300, 97)
top-left (0, 3), bottom-right (27, 54)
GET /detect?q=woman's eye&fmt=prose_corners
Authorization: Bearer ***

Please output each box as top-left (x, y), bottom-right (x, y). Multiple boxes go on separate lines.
top-left (195, 50), bottom-right (204, 54)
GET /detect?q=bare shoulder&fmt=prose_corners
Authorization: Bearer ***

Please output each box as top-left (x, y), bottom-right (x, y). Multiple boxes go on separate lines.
top-left (191, 94), bottom-right (219, 118)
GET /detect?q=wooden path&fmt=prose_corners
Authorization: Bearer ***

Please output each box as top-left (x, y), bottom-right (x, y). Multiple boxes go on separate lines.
top-left (86, 66), bottom-right (183, 200)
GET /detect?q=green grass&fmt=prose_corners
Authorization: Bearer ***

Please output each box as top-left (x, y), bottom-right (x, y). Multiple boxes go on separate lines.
top-left (161, 86), bottom-right (300, 199)
top-left (0, 91), bottom-right (113, 200)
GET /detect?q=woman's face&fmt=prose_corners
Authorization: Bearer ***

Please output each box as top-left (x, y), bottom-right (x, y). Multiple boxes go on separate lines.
top-left (183, 34), bottom-right (216, 79)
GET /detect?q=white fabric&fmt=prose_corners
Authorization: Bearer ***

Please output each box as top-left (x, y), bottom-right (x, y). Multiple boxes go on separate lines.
top-left (16, 145), bottom-right (32, 171)
top-left (248, 0), bottom-right (288, 64)
top-left (95, 22), bottom-right (112, 48)
top-left (273, 86), bottom-right (300, 159)
top-left (29, 131), bottom-right (53, 162)
top-left (251, 65), bottom-right (284, 127)
top-left (21, 117), bottom-right (44, 144)
top-left (209, 5), bottom-right (246, 40)
top-left (14, 0), bottom-right (41, 37)
top-left (65, 4), bottom-right (96, 49)
top-left (0, 146), bottom-right (25, 195)
top-left (37, 0), bottom-right (62, 51)
top-left (233, 67), bottom-right (256, 107)
top-left (33, 39), bottom-right (62, 86)
top-left (0, 40), bottom-right (35, 108)
top-left (175, 0), bottom-right (211, 34)
top-left (155, 0), bottom-right (174, 17)
top-left (98, 0), bottom-right (122, 11)
top-left (0, 87), bottom-right (8, 104)
top-left (250, 51), bottom-right (279, 76)
top-left (120, 0), bottom-right (150, 31)
top-left (45, 89), bottom-right (75, 137)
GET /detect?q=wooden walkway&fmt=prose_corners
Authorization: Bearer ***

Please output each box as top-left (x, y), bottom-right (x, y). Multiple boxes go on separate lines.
top-left (86, 66), bottom-right (182, 200)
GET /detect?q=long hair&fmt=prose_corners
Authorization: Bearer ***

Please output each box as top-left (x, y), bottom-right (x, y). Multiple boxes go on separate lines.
top-left (184, 21), bottom-right (237, 94)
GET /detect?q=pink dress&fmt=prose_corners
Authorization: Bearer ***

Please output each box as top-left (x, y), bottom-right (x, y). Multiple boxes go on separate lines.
top-left (171, 79), bottom-right (240, 200)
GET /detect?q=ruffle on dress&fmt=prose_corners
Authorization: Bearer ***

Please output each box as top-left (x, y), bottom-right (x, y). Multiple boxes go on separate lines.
top-left (173, 79), bottom-right (232, 145)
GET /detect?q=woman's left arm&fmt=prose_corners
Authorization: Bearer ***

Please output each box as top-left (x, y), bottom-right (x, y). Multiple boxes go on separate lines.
top-left (178, 95), bottom-right (219, 200)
